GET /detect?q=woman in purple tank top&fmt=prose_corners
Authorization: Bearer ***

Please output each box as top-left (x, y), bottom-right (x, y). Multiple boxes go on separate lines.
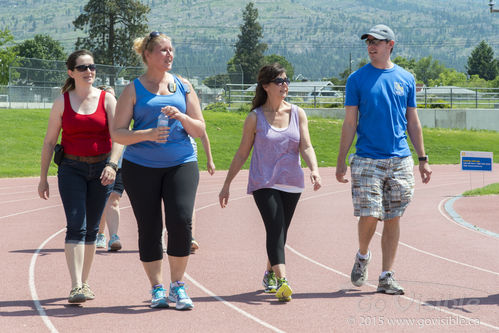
top-left (219, 63), bottom-right (322, 302)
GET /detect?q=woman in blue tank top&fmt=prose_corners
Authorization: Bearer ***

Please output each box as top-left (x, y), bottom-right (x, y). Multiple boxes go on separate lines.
top-left (111, 31), bottom-right (205, 310)
top-left (219, 64), bottom-right (322, 302)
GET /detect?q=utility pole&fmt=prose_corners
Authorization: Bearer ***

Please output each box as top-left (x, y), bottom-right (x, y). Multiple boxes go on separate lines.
top-left (349, 53), bottom-right (352, 76)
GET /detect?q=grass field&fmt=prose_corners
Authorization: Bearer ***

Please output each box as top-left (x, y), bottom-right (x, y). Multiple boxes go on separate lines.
top-left (1, 108), bottom-right (499, 180)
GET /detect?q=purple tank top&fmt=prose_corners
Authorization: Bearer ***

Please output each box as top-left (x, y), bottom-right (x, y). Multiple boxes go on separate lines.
top-left (247, 104), bottom-right (305, 194)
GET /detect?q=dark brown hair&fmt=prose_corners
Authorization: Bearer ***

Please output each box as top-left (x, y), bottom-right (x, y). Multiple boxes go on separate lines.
top-left (251, 63), bottom-right (286, 111)
top-left (61, 49), bottom-right (94, 94)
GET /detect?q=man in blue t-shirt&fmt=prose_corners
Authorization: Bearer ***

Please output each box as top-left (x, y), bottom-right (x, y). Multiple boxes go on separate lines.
top-left (336, 24), bottom-right (432, 295)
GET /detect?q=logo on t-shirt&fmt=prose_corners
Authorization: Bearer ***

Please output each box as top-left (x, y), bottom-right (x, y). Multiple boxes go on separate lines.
top-left (394, 82), bottom-right (405, 96)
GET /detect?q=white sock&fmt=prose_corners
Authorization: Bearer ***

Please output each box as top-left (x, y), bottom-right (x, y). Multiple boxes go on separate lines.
top-left (357, 250), bottom-right (370, 260)
top-left (380, 271), bottom-right (391, 279)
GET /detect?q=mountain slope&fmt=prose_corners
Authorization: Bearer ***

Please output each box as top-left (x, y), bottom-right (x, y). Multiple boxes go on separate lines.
top-left (1, 0), bottom-right (498, 79)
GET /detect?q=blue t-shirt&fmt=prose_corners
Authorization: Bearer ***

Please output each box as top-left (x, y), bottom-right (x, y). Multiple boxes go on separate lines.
top-left (123, 75), bottom-right (197, 168)
top-left (345, 63), bottom-right (417, 159)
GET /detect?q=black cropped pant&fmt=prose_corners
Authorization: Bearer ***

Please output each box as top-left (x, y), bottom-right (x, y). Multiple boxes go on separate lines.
top-left (122, 159), bottom-right (199, 261)
top-left (252, 188), bottom-right (301, 266)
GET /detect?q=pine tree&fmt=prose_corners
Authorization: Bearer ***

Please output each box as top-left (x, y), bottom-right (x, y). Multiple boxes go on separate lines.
top-left (466, 41), bottom-right (498, 81)
top-left (73, 0), bottom-right (150, 67)
top-left (227, 2), bottom-right (267, 84)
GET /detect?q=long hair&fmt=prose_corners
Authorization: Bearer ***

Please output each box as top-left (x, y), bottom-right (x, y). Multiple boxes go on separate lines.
top-left (251, 63), bottom-right (286, 111)
top-left (133, 32), bottom-right (172, 65)
top-left (61, 49), bottom-right (94, 94)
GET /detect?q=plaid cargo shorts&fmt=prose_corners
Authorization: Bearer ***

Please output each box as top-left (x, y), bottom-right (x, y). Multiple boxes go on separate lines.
top-left (350, 155), bottom-right (415, 220)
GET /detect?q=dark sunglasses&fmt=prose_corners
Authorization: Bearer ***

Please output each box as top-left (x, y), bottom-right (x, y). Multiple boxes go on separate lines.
top-left (365, 39), bottom-right (388, 46)
top-left (271, 77), bottom-right (290, 86)
top-left (74, 64), bottom-right (96, 72)
top-left (145, 31), bottom-right (162, 49)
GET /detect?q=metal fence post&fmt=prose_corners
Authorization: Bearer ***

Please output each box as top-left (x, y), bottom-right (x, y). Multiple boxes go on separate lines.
top-left (450, 88), bottom-right (453, 109)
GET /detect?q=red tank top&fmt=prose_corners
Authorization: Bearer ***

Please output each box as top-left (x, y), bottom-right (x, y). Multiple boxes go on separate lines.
top-left (61, 90), bottom-right (112, 156)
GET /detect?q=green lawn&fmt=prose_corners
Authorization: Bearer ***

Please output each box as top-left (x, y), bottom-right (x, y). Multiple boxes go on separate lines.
top-left (2, 108), bottom-right (499, 181)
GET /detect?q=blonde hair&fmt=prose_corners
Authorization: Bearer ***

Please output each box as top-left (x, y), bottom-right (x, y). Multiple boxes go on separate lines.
top-left (133, 32), bottom-right (172, 64)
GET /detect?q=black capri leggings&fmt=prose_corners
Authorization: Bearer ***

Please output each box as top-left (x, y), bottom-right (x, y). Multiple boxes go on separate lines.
top-left (122, 159), bottom-right (199, 261)
top-left (252, 188), bottom-right (301, 266)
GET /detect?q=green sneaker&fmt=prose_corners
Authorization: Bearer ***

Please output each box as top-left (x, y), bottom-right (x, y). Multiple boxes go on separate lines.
top-left (275, 277), bottom-right (292, 302)
top-left (262, 271), bottom-right (277, 293)
top-left (377, 271), bottom-right (405, 295)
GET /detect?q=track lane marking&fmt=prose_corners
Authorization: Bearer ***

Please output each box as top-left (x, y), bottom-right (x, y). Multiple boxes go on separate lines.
top-left (286, 245), bottom-right (499, 331)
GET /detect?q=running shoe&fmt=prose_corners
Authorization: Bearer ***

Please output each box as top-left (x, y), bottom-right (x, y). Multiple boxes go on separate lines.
top-left (96, 233), bottom-right (106, 249)
top-left (108, 234), bottom-right (122, 252)
top-left (377, 271), bottom-right (405, 295)
top-left (275, 277), bottom-right (292, 302)
top-left (81, 282), bottom-right (95, 300)
top-left (190, 239), bottom-right (200, 253)
top-left (262, 270), bottom-right (277, 293)
top-left (168, 281), bottom-right (194, 310)
top-left (68, 287), bottom-right (86, 304)
top-left (150, 285), bottom-right (169, 308)
top-left (351, 251), bottom-right (371, 287)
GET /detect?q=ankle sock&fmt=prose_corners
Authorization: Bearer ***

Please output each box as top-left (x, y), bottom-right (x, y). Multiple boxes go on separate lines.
top-left (380, 271), bottom-right (391, 279)
top-left (357, 250), bottom-right (370, 260)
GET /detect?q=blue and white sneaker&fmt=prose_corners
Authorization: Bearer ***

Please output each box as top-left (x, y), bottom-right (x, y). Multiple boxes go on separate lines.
top-left (108, 234), bottom-right (122, 251)
top-left (95, 233), bottom-right (106, 249)
top-left (168, 281), bottom-right (194, 310)
top-left (150, 284), bottom-right (169, 308)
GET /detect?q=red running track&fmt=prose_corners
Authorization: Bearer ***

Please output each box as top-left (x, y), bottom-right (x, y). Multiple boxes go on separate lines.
top-left (0, 165), bottom-right (498, 332)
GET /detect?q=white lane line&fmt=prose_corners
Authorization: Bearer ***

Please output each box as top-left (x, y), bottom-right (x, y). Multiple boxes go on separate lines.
top-left (29, 228), bottom-right (65, 333)
top-left (286, 245), bottom-right (499, 331)
top-left (377, 231), bottom-right (499, 276)
top-left (0, 204), bottom-right (62, 220)
top-left (301, 189), bottom-right (499, 276)
top-left (0, 195), bottom-right (60, 205)
top-left (185, 273), bottom-right (285, 333)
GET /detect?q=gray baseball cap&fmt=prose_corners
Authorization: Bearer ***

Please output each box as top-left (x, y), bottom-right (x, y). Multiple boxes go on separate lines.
top-left (361, 24), bottom-right (395, 41)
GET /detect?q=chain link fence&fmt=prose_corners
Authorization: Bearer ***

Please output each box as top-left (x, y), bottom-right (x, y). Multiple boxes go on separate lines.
top-left (1, 57), bottom-right (242, 109)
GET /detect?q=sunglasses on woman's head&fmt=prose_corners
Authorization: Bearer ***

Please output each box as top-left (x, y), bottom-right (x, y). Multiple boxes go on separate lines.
top-left (145, 31), bottom-right (162, 49)
top-left (74, 64), bottom-right (96, 72)
top-left (271, 77), bottom-right (290, 86)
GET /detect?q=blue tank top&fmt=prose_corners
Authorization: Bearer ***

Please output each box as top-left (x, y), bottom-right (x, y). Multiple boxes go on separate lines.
top-left (123, 76), bottom-right (197, 168)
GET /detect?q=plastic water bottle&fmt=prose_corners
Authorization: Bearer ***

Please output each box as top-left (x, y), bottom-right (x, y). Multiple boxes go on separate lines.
top-left (157, 112), bottom-right (169, 127)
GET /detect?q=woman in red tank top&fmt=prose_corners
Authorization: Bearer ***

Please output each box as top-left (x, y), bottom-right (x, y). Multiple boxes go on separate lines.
top-left (38, 50), bottom-right (123, 304)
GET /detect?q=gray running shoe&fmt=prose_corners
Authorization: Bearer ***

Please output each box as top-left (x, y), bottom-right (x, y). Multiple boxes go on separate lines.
top-left (377, 271), bottom-right (404, 295)
top-left (351, 251), bottom-right (371, 287)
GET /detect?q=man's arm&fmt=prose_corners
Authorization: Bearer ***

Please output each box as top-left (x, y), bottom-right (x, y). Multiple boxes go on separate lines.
top-left (336, 105), bottom-right (358, 183)
top-left (406, 107), bottom-right (432, 184)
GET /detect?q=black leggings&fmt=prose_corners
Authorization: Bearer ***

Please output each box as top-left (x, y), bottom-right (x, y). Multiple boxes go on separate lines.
top-left (252, 188), bottom-right (301, 266)
top-left (122, 159), bottom-right (199, 261)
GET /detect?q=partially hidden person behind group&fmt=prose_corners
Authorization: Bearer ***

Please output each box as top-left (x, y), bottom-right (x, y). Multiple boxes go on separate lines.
top-left (111, 31), bottom-right (205, 310)
top-left (95, 85), bottom-right (125, 252)
top-left (219, 63), bottom-right (322, 302)
top-left (188, 127), bottom-right (215, 253)
top-left (38, 50), bottom-right (123, 304)
top-left (335, 24), bottom-right (432, 295)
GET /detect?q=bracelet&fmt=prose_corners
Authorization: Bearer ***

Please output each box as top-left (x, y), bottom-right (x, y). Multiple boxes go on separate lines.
top-left (106, 162), bottom-right (118, 172)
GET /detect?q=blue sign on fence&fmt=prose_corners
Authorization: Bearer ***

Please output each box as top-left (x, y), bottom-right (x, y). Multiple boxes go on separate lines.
top-left (461, 151), bottom-right (493, 172)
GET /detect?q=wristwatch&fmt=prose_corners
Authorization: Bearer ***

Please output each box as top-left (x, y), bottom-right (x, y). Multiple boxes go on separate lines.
top-left (106, 162), bottom-right (118, 172)
top-left (418, 155), bottom-right (429, 162)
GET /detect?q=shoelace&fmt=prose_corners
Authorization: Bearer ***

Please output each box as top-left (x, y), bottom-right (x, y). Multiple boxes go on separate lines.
top-left (152, 287), bottom-right (165, 297)
top-left (174, 285), bottom-right (188, 300)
